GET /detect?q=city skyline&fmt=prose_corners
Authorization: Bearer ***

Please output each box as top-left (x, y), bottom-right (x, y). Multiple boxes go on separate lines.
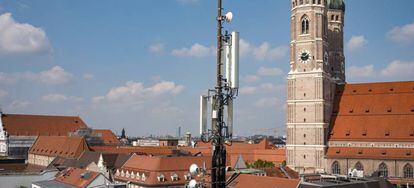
top-left (0, 0), bottom-right (413, 137)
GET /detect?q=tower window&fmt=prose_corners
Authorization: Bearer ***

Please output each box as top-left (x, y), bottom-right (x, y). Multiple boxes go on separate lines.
top-left (301, 16), bottom-right (309, 34)
top-left (304, 108), bottom-right (306, 112)
top-left (336, 15), bottom-right (339, 21)
top-left (331, 15), bottom-right (334, 21)
top-left (318, 0), bottom-right (321, 4)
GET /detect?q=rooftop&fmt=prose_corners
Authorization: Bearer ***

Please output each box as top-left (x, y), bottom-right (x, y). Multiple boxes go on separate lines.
top-left (29, 136), bottom-right (89, 159)
top-left (329, 81), bottom-right (414, 142)
top-left (1, 113), bottom-right (87, 136)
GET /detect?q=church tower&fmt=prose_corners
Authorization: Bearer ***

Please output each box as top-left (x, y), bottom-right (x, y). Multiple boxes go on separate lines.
top-left (327, 0), bottom-right (345, 83)
top-left (286, 0), bottom-right (345, 173)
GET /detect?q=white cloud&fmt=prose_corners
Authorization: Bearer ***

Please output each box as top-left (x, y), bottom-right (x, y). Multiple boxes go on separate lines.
top-left (0, 66), bottom-right (73, 85)
top-left (42, 94), bottom-right (82, 103)
top-left (93, 81), bottom-right (185, 106)
top-left (240, 39), bottom-right (288, 61)
top-left (242, 75), bottom-right (260, 83)
top-left (36, 66), bottom-right (73, 84)
top-left (347, 65), bottom-right (374, 78)
top-left (0, 13), bottom-right (51, 56)
top-left (253, 43), bottom-right (288, 61)
top-left (387, 22), bottom-right (414, 45)
top-left (254, 97), bottom-right (280, 108)
top-left (257, 66), bottom-right (283, 76)
top-left (260, 83), bottom-right (285, 93)
top-left (171, 43), bottom-right (214, 58)
top-left (149, 42), bottom-right (165, 54)
top-left (239, 86), bottom-right (257, 95)
top-left (380, 60), bottom-right (414, 78)
top-left (347, 61), bottom-right (414, 80)
top-left (83, 73), bottom-right (95, 80)
top-left (347, 35), bottom-right (368, 51)
top-left (9, 100), bottom-right (29, 109)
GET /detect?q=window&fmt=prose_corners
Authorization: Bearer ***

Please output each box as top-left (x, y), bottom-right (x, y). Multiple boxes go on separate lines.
top-left (318, 0), bottom-right (321, 4)
top-left (332, 161), bottom-right (340, 174)
top-left (300, 0), bottom-right (303, 4)
top-left (301, 16), bottom-right (309, 34)
top-left (378, 163), bottom-right (388, 177)
top-left (403, 164), bottom-right (414, 178)
top-left (355, 162), bottom-right (364, 171)
top-left (331, 15), bottom-right (334, 20)
top-left (336, 15), bottom-right (339, 21)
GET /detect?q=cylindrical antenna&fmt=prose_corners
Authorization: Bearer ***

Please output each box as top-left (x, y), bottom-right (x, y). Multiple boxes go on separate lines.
top-left (230, 31), bottom-right (239, 89)
top-left (199, 95), bottom-right (208, 135)
top-left (227, 98), bottom-right (233, 138)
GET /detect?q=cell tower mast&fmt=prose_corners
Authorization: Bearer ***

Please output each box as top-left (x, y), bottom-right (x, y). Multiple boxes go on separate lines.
top-left (198, 0), bottom-right (239, 187)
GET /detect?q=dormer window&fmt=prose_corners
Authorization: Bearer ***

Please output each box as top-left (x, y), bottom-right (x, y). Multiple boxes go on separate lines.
top-left (157, 174), bottom-right (165, 182)
top-left (171, 173), bottom-right (179, 181)
top-left (142, 173), bottom-right (147, 181)
top-left (184, 173), bottom-right (192, 181)
top-left (345, 129), bottom-right (350, 136)
top-left (362, 130), bottom-right (367, 136)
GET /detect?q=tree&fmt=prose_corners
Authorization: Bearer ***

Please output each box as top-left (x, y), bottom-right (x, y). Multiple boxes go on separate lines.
top-left (246, 159), bottom-right (275, 168)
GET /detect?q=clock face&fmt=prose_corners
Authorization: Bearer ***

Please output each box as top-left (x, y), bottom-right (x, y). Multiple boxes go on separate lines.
top-left (298, 50), bottom-right (311, 64)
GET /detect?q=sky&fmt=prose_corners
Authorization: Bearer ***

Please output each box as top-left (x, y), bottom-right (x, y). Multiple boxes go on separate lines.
top-left (0, 0), bottom-right (413, 137)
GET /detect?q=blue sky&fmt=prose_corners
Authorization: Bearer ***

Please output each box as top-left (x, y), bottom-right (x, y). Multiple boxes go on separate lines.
top-left (0, 0), bottom-right (413, 137)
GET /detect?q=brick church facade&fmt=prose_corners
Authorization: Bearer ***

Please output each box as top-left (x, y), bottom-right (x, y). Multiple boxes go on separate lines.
top-left (286, 0), bottom-right (414, 180)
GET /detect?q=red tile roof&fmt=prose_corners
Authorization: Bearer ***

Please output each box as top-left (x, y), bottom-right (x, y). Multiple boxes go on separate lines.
top-left (94, 129), bottom-right (121, 145)
top-left (55, 167), bottom-right (100, 188)
top-left (329, 81), bottom-right (414, 142)
top-left (90, 146), bottom-right (178, 155)
top-left (29, 136), bottom-right (89, 159)
top-left (1, 114), bottom-right (88, 136)
top-left (181, 140), bottom-right (286, 166)
top-left (326, 147), bottom-right (414, 160)
top-left (228, 174), bottom-right (299, 188)
top-left (114, 155), bottom-right (211, 186)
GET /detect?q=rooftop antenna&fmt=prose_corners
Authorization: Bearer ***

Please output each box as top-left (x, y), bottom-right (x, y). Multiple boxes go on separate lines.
top-left (196, 0), bottom-right (239, 187)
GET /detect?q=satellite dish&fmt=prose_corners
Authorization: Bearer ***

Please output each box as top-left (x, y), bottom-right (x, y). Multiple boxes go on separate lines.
top-left (188, 179), bottom-right (198, 188)
top-left (189, 164), bottom-right (199, 176)
top-left (225, 12), bottom-right (233, 22)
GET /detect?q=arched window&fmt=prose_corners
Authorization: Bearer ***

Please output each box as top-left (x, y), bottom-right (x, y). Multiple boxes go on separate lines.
top-left (332, 161), bottom-right (341, 174)
top-left (403, 164), bottom-right (414, 178)
top-left (355, 162), bottom-right (364, 171)
top-left (301, 16), bottom-right (309, 34)
top-left (378, 163), bottom-right (388, 177)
